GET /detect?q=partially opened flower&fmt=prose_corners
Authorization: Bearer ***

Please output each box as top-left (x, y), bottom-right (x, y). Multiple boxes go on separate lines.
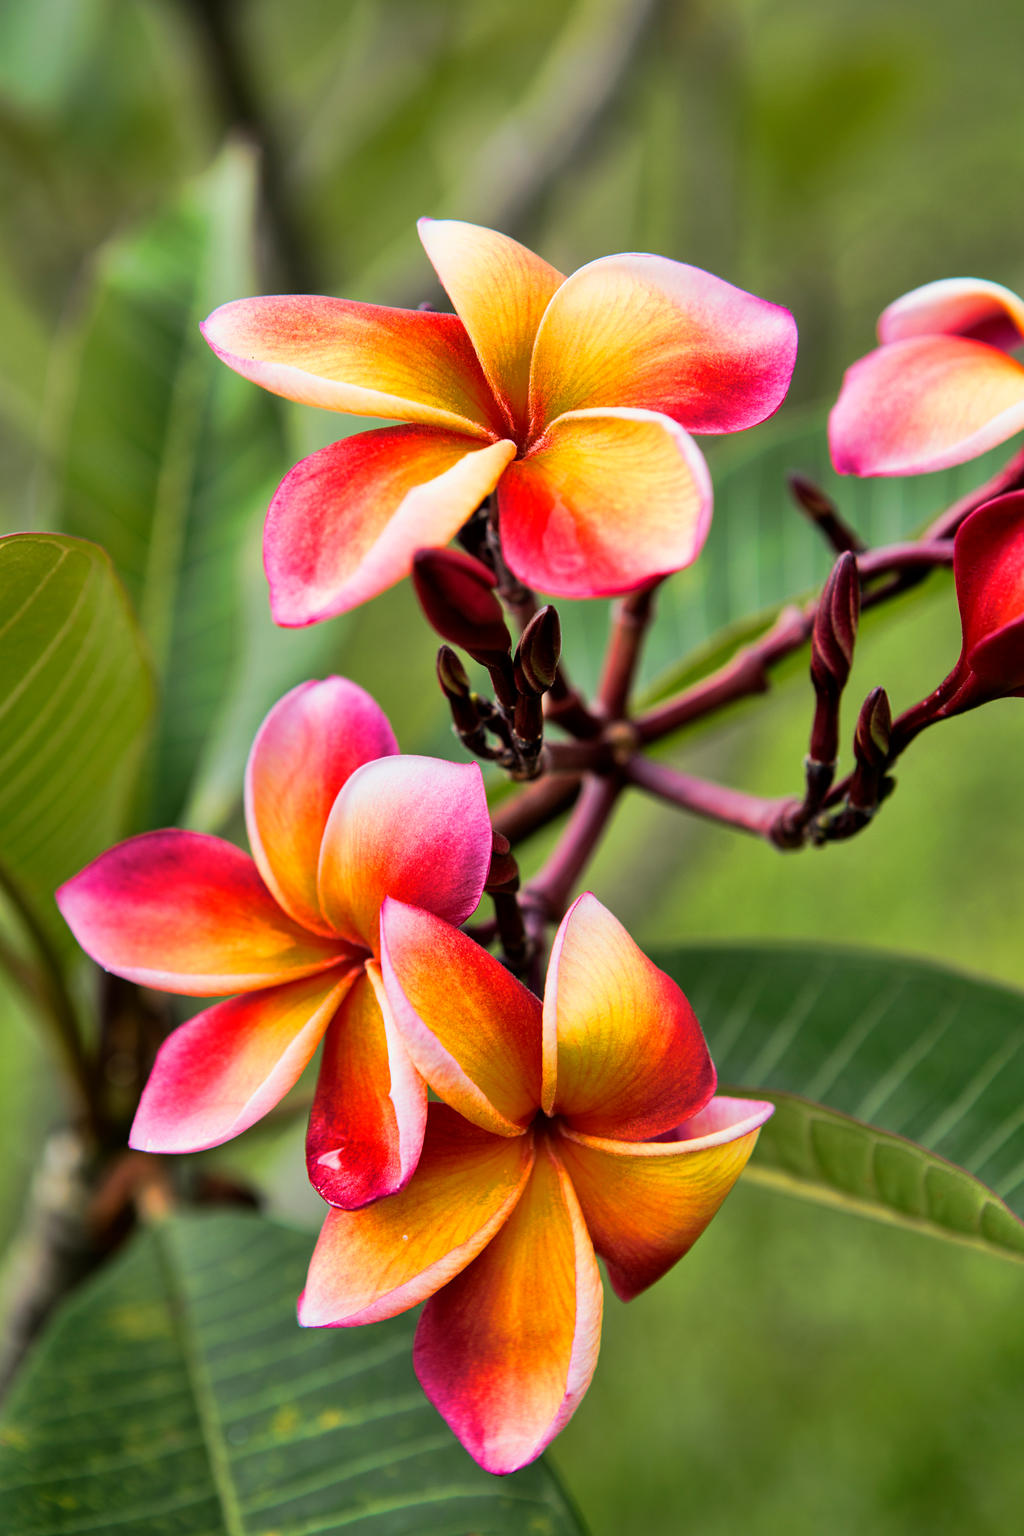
top-left (57, 677), bottom-right (492, 1207)
top-left (830, 278), bottom-right (1024, 476)
top-left (202, 219), bottom-right (797, 619)
top-left (299, 892), bottom-right (772, 1473)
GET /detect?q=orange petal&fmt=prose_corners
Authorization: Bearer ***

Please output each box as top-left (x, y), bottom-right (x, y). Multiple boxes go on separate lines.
top-left (528, 254), bottom-right (796, 435)
top-left (497, 407), bottom-right (712, 597)
top-left (414, 1139), bottom-right (603, 1474)
top-left (317, 756), bottom-right (492, 951)
top-left (57, 831), bottom-right (347, 995)
top-left (878, 277), bottom-right (1024, 351)
top-left (244, 678), bottom-right (397, 935)
top-left (542, 893), bottom-right (716, 1138)
top-left (380, 899), bottom-right (541, 1135)
top-left (829, 335), bottom-right (1024, 476)
top-left (418, 218), bottom-right (564, 431)
top-left (556, 1096), bottom-right (773, 1300)
top-left (299, 1103), bottom-right (534, 1327)
top-left (201, 295), bottom-right (503, 436)
top-left (305, 966), bottom-right (427, 1209)
top-left (129, 966), bottom-right (356, 1153)
top-left (264, 427), bottom-right (517, 623)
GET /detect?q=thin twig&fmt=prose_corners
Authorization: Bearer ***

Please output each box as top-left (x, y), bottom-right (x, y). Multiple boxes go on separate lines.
top-left (597, 579), bottom-right (661, 718)
top-left (624, 754), bottom-right (792, 842)
top-left (524, 773), bottom-right (623, 923)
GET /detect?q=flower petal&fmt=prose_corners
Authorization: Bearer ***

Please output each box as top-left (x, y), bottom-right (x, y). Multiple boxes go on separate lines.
top-left (305, 965), bottom-right (427, 1209)
top-left (244, 678), bottom-right (398, 935)
top-left (829, 335), bottom-right (1024, 476)
top-left (414, 1139), bottom-right (602, 1474)
top-left (878, 277), bottom-right (1024, 351)
top-left (56, 832), bottom-right (346, 994)
top-left (317, 756), bottom-right (492, 950)
top-left (201, 296), bottom-right (503, 436)
top-left (418, 218), bottom-right (564, 431)
top-left (528, 254), bottom-right (797, 435)
top-left (129, 967), bottom-right (356, 1153)
top-left (380, 898), bottom-right (541, 1136)
top-left (954, 491), bottom-right (1024, 687)
top-left (556, 1095), bottom-right (773, 1301)
top-left (497, 407), bottom-right (712, 597)
top-left (542, 893), bottom-right (716, 1138)
top-left (264, 428), bottom-right (517, 623)
top-left (298, 1103), bottom-right (534, 1327)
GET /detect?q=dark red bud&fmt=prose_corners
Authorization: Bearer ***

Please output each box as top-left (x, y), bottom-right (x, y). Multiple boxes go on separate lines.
top-left (413, 548), bottom-right (512, 664)
top-left (811, 551), bottom-right (860, 697)
top-left (436, 646), bottom-right (480, 735)
top-left (854, 687), bottom-right (892, 772)
top-left (485, 830), bottom-right (520, 891)
top-left (514, 605), bottom-right (561, 696)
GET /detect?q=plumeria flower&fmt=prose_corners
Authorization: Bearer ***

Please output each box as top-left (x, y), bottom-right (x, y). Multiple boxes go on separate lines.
top-left (201, 219), bottom-right (797, 619)
top-left (299, 892), bottom-right (773, 1473)
top-left (830, 278), bottom-right (1024, 476)
top-left (57, 677), bottom-right (492, 1208)
top-left (916, 491), bottom-right (1024, 720)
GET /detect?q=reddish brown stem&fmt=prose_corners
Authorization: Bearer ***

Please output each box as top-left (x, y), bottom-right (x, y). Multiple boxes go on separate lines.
top-left (525, 774), bottom-right (623, 923)
top-left (597, 580), bottom-right (661, 719)
top-left (624, 754), bottom-right (792, 842)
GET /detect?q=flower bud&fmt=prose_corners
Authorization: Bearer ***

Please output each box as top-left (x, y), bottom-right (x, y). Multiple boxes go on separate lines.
top-left (413, 548), bottom-right (512, 665)
top-left (809, 551), bottom-right (860, 765)
top-left (853, 686), bottom-right (892, 772)
top-left (811, 552), bottom-right (860, 696)
top-left (514, 605), bottom-right (561, 696)
top-left (848, 686), bottom-right (892, 812)
top-left (484, 830), bottom-right (520, 892)
top-left (436, 646), bottom-right (479, 736)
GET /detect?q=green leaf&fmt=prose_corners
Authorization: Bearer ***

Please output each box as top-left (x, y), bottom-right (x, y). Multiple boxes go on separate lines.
top-left (0, 533), bottom-right (153, 948)
top-left (658, 943), bottom-right (1024, 1263)
top-left (43, 143), bottom-right (331, 829)
top-left (0, 1211), bottom-right (586, 1536)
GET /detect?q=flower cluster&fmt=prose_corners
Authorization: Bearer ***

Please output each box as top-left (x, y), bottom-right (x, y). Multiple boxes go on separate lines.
top-left (55, 223), bottom-right (797, 1472)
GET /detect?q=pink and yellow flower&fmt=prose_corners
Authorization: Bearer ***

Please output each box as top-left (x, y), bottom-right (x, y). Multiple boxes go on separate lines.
top-left (829, 278), bottom-right (1024, 476)
top-left (56, 677), bottom-right (493, 1208)
top-left (201, 219), bottom-right (797, 619)
top-left (299, 892), bottom-right (772, 1473)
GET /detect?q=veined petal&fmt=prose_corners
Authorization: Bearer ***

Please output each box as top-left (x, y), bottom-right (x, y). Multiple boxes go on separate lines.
top-left (265, 428), bottom-right (517, 624)
top-left (306, 966), bottom-right (426, 1208)
top-left (201, 296), bottom-right (503, 436)
top-left (418, 218), bottom-right (564, 431)
top-left (528, 254), bottom-right (797, 435)
top-left (129, 967), bottom-right (356, 1153)
top-left (497, 407), bottom-right (712, 597)
top-left (380, 899), bottom-right (541, 1136)
top-left (879, 277), bottom-right (1024, 351)
top-left (298, 1103), bottom-right (533, 1327)
top-left (542, 893), bottom-right (715, 1138)
top-left (556, 1095), bottom-right (773, 1301)
top-left (56, 832), bottom-right (346, 995)
top-left (245, 678), bottom-right (398, 935)
top-left (414, 1139), bottom-right (603, 1475)
top-left (317, 756), bottom-right (492, 950)
top-left (829, 335), bottom-right (1024, 476)
top-left (954, 491), bottom-right (1024, 687)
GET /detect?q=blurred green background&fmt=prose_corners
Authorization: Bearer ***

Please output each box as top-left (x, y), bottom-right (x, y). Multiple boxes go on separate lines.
top-left (2, 0), bottom-right (1023, 1530)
